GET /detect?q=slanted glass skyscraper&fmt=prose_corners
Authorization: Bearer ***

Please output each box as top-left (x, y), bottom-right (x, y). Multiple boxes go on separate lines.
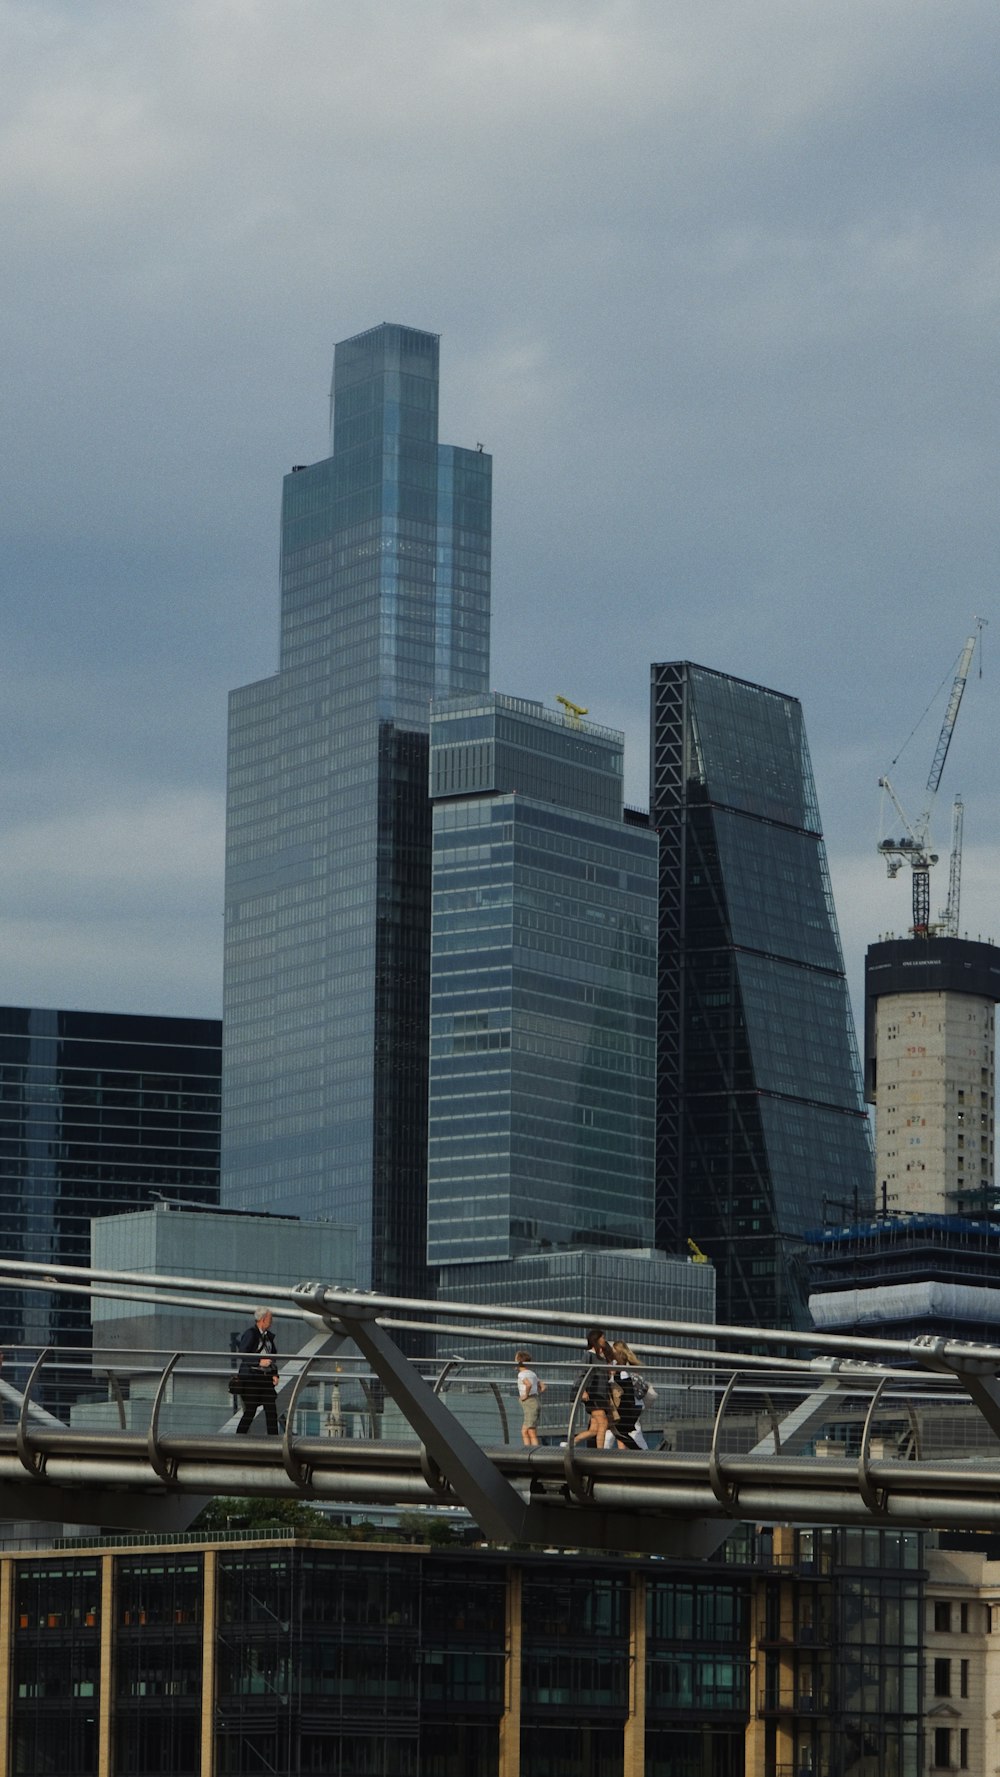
top-left (221, 325), bottom-right (491, 1295)
top-left (650, 662), bottom-right (873, 1329)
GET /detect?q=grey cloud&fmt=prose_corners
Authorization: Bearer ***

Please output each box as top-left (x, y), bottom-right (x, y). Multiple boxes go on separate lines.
top-left (3, 0), bottom-right (999, 1016)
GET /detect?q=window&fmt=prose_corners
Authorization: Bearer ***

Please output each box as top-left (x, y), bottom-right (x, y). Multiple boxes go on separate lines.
top-left (934, 1658), bottom-right (951, 1697)
top-left (960, 1602), bottom-right (969, 1633)
top-left (934, 1726), bottom-right (951, 1769)
top-left (960, 1729), bottom-right (969, 1770)
top-left (960, 1658), bottom-right (969, 1698)
top-left (935, 1602), bottom-right (952, 1633)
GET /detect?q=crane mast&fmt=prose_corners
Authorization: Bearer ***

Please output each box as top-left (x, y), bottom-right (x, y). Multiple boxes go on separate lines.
top-left (877, 619), bottom-right (984, 938)
top-left (939, 795), bottom-right (964, 939)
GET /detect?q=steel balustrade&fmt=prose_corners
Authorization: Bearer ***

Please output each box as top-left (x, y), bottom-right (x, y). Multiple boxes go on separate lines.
top-left (0, 1259), bottom-right (996, 1555)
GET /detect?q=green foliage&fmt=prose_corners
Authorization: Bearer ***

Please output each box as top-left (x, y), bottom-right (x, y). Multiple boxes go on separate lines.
top-left (397, 1511), bottom-right (457, 1545)
top-left (190, 1499), bottom-right (459, 1544)
top-left (191, 1497), bottom-right (347, 1538)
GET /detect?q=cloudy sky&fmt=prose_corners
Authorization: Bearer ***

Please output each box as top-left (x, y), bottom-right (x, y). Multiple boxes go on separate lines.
top-left (3, 0), bottom-right (998, 1037)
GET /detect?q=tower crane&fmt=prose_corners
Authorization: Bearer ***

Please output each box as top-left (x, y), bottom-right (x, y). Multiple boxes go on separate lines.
top-left (877, 619), bottom-right (985, 938)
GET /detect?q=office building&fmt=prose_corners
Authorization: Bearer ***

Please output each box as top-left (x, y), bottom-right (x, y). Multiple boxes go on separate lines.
top-left (0, 1521), bottom-right (924, 1777)
top-left (90, 1202), bottom-right (356, 1358)
top-left (427, 693), bottom-right (657, 1272)
top-left (649, 663), bottom-right (873, 1331)
top-left (221, 324), bottom-right (491, 1298)
top-left (424, 692), bottom-right (701, 1333)
top-left (75, 1203), bottom-right (357, 1436)
top-left (0, 1007), bottom-right (220, 1386)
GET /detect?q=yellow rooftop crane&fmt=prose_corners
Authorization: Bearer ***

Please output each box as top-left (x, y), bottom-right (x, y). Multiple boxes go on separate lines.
top-left (556, 694), bottom-right (588, 726)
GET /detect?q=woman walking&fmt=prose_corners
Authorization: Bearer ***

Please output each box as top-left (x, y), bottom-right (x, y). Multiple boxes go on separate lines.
top-left (573, 1328), bottom-right (612, 1447)
top-left (608, 1341), bottom-right (645, 1451)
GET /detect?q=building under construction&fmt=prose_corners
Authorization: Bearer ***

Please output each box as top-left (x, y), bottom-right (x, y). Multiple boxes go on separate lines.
top-left (865, 936), bottom-right (1000, 1218)
top-left (809, 627), bottom-right (1000, 1345)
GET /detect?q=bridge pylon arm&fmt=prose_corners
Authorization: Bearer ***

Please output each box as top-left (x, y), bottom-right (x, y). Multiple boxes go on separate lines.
top-left (319, 1295), bottom-right (540, 1545)
top-left (909, 1337), bottom-right (1000, 1441)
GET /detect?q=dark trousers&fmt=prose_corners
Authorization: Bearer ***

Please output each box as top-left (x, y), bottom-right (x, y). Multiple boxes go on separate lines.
top-left (612, 1414), bottom-right (641, 1450)
top-left (236, 1377), bottom-right (279, 1435)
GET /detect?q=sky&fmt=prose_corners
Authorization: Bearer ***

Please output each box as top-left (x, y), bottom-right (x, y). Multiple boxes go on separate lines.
top-left (3, 0), bottom-right (999, 1041)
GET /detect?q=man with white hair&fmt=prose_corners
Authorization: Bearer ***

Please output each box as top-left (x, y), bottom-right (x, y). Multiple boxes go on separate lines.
top-left (235, 1307), bottom-right (280, 1435)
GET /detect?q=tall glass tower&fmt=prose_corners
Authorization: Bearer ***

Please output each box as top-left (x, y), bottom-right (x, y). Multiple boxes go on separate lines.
top-left (423, 693), bottom-right (709, 1333)
top-left (650, 662), bottom-right (873, 1329)
top-left (427, 693), bottom-right (658, 1271)
top-left (221, 325), bottom-right (491, 1296)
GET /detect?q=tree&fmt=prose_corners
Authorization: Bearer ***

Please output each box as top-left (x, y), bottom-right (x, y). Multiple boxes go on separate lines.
top-left (397, 1510), bottom-right (457, 1546)
top-left (191, 1497), bottom-right (347, 1538)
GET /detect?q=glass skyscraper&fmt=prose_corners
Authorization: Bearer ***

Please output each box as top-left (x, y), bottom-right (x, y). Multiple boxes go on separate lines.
top-left (650, 662), bottom-right (873, 1329)
top-left (221, 325), bottom-right (491, 1296)
top-left (427, 693), bottom-right (663, 1307)
top-left (0, 1006), bottom-right (220, 1386)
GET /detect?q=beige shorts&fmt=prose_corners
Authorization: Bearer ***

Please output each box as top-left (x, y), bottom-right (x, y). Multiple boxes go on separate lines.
top-left (521, 1395), bottom-right (540, 1429)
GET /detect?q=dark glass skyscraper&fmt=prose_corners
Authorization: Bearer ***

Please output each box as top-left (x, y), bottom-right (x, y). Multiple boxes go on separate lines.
top-left (650, 662), bottom-right (872, 1329)
top-left (221, 325), bottom-right (491, 1295)
top-left (0, 1006), bottom-right (220, 1369)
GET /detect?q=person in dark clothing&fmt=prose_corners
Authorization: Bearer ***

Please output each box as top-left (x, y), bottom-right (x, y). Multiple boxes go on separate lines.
top-left (235, 1307), bottom-right (280, 1435)
top-left (610, 1341), bottom-right (649, 1449)
top-left (608, 1342), bottom-right (643, 1450)
top-left (573, 1328), bottom-right (612, 1447)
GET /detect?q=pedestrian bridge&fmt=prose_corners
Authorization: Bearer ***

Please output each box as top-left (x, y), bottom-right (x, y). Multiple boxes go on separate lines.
top-left (1, 1257), bottom-right (999, 1559)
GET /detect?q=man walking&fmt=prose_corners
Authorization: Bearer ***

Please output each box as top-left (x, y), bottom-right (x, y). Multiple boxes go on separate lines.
top-left (235, 1307), bottom-right (280, 1435)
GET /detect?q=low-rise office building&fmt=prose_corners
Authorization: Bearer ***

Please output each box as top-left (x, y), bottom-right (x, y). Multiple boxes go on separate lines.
top-left (0, 1523), bottom-right (924, 1777)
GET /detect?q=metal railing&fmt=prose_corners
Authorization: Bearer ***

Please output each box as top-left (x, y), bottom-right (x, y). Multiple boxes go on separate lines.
top-left (0, 1259), bottom-right (998, 1555)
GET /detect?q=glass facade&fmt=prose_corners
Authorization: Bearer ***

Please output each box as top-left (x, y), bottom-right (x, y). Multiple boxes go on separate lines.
top-left (434, 1247), bottom-right (712, 1321)
top-left (646, 1572), bottom-right (748, 1777)
top-left (215, 1545), bottom-right (506, 1776)
top-left (751, 1525), bottom-right (923, 1777)
top-left (520, 1567), bottom-right (630, 1774)
top-left (0, 1006), bottom-right (221, 1395)
top-left (115, 1555), bottom-right (203, 1775)
top-left (221, 325), bottom-right (491, 1295)
top-left (12, 1561), bottom-right (101, 1777)
top-left (432, 1248), bottom-right (715, 1389)
top-left (650, 663), bottom-right (873, 1329)
top-left (0, 1529), bottom-right (926, 1777)
top-left (427, 695), bottom-right (658, 1272)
